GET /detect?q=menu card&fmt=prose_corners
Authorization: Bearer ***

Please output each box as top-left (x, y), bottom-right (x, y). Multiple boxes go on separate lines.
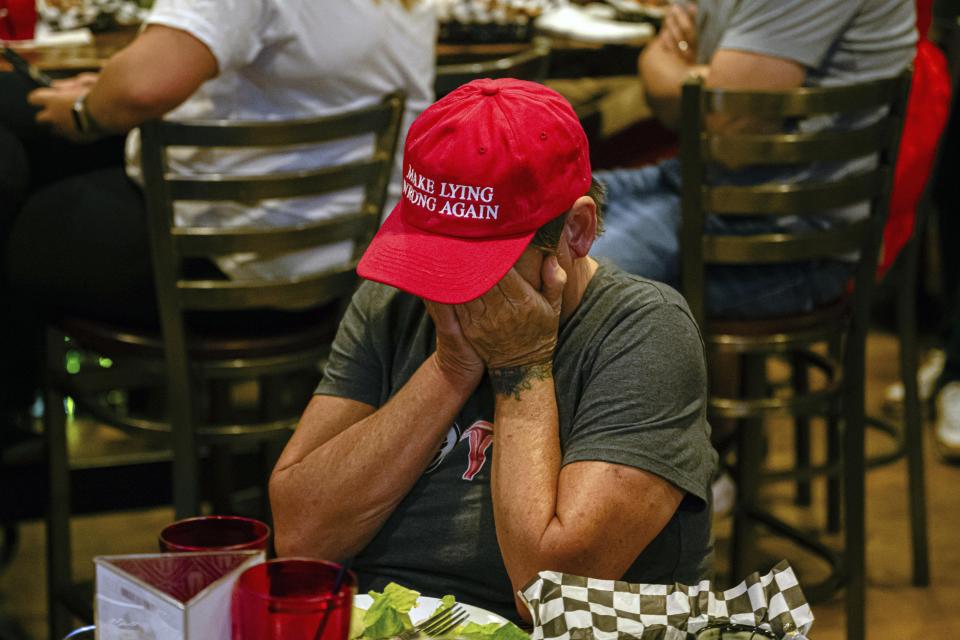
top-left (94, 550), bottom-right (263, 640)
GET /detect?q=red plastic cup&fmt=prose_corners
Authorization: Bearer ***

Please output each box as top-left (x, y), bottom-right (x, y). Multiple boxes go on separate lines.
top-left (0, 0), bottom-right (37, 42)
top-left (158, 515), bottom-right (271, 553)
top-left (231, 559), bottom-right (355, 640)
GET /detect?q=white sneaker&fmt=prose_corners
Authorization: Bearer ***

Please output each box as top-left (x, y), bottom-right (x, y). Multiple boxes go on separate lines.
top-left (883, 349), bottom-right (945, 412)
top-left (935, 381), bottom-right (960, 463)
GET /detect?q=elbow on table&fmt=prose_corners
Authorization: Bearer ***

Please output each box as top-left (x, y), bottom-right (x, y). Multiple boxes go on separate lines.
top-left (269, 468), bottom-right (313, 558)
top-left (273, 528), bottom-right (328, 560)
top-left (268, 469), bottom-right (360, 562)
top-left (270, 502), bottom-right (337, 560)
top-left (272, 519), bottom-right (361, 563)
top-left (508, 537), bottom-right (639, 591)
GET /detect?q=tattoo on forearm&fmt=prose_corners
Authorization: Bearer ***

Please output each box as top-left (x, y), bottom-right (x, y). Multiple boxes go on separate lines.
top-left (489, 363), bottom-right (553, 400)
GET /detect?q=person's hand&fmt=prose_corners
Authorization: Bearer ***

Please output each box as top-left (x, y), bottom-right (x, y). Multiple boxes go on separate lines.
top-left (658, 2), bottom-right (698, 63)
top-left (51, 72), bottom-right (100, 91)
top-left (454, 254), bottom-right (567, 371)
top-left (27, 84), bottom-right (88, 142)
top-left (425, 300), bottom-right (485, 388)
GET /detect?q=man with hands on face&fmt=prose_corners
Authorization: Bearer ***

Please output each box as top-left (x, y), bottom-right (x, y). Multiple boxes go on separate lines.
top-left (269, 78), bottom-right (718, 624)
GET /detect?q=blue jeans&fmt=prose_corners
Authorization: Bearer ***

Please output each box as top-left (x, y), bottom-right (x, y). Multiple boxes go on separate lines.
top-left (591, 159), bottom-right (853, 320)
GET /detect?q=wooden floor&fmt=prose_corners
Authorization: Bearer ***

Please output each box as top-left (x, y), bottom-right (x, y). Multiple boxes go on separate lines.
top-left (1, 330), bottom-right (958, 639)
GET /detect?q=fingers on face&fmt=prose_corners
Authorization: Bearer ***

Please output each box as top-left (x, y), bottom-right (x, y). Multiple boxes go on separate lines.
top-left (500, 268), bottom-right (540, 307)
top-left (540, 255), bottom-right (567, 308)
top-left (426, 301), bottom-right (460, 331)
top-left (460, 293), bottom-right (486, 321)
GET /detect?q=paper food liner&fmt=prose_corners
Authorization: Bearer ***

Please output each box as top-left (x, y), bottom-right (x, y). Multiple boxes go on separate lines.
top-left (519, 560), bottom-right (813, 640)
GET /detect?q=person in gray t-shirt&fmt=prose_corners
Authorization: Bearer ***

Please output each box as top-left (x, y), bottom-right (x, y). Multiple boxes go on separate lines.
top-left (591, 0), bottom-right (917, 319)
top-left (270, 78), bottom-right (718, 624)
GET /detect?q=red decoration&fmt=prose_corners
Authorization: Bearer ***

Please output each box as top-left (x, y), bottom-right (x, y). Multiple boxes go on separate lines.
top-left (880, 0), bottom-right (952, 278)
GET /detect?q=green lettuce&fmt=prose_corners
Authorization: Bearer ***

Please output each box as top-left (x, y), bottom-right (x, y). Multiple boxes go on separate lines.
top-left (454, 621), bottom-right (530, 640)
top-left (355, 583), bottom-right (420, 639)
top-left (350, 582), bottom-right (529, 640)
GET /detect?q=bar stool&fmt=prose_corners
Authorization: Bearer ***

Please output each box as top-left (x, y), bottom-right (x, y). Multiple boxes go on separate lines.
top-left (43, 92), bottom-right (406, 639)
top-left (676, 72), bottom-right (913, 640)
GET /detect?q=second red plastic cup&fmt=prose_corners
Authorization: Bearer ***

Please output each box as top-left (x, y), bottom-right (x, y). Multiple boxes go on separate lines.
top-left (231, 559), bottom-right (356, 640)
top-left (158, 515), bottom-right (271, 553)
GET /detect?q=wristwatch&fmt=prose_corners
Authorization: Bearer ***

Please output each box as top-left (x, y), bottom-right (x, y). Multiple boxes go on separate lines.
top-left (70, 95), bottom-right (104, 138)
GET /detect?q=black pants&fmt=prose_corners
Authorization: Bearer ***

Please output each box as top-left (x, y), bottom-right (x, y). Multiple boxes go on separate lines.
top-left (0, 72), bottom-right (152, 415)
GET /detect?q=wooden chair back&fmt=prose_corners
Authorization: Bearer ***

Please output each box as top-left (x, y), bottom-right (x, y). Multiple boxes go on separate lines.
top-left (678, 72), bottom-right (912, 330)
top-left (136, 91), bottom-right (405, 516)
top-left (140, 91), bottom-right (405, 316)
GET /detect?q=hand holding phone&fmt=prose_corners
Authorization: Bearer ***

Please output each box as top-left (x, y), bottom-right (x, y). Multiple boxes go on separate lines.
top-left (2, 46), bottom-right (53, 87)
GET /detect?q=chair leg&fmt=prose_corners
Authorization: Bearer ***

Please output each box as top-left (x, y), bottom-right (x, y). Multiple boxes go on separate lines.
top-left (731, 352), bottom-right (766, 581)
top-left (791, 353), bottom-right (812, 506)
top-left (260, 374), bottom-right (285, 420)
top-left (207, 380), bottom-right (234, 514)
top-left (169, 373), bottom-right (201, 519)
top-left (209, 444), bottom-right (234, 514)
top-left (898, 239), bottom-right (930, 586)
top-left (844, 358), bottom-right (867, 640)
top-left (827, 336), bottom-right (843, 533)
top-left (44, 328), bottom-right (73, 640)
top-left (0, 522), bottom-right (17, 570)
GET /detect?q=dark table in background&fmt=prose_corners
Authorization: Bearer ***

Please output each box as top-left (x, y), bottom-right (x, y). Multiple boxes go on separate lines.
top-left (3, 26), bottom-right (646, 77)
top-left (2, 27), bottom-right (656, 168)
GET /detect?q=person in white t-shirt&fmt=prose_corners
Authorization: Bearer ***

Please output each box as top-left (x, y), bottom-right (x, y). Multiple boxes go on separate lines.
top-left (0, 0), bottom-right (435, 437)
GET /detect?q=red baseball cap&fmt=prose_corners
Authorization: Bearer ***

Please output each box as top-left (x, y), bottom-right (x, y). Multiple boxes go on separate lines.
top-left (357, 78), bottom-right (592, 304)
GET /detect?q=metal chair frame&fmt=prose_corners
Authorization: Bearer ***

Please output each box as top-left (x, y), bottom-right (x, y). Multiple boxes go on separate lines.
top-left (43, 92), bottom-right (406, 638)
top-left (434, 37), bottom-right (551, 99)
top-left (678, 72), bottom-right (914, 640)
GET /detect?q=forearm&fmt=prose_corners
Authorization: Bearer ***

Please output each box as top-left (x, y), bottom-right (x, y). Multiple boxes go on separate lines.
top-left (84, 57), bottom-right (177, 132)
top-left (491, 364), bottom-right (670, 612)
top-left (84, 25), bottom-right (218, 133)
top-left (270, 354), bottom-right (478, 559)
top-left (639, 41), bottom-right (707, 130)
top-left (490, 364), bottom-right (564, 590)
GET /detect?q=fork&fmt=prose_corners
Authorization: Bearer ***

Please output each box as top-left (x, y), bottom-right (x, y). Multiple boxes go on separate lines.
top-left (396, 604), bottom-right (469, 640)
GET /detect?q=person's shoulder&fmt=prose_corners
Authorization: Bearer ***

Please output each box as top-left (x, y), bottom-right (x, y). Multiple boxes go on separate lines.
top-left (353, 279), bottom-right (400, 306)
top-left (587, 261), bottom-right (695, 319)
top-left (352, 279), bottom-right (417, 315)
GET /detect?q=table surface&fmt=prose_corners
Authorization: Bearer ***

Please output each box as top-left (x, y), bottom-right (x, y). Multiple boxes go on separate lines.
top-left (2, 27), bottom-right (138, 71)
top-left (2, 26), bottom-right (646, 73)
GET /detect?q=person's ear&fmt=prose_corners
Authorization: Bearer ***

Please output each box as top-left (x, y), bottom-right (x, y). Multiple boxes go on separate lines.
top-left (562, 196), bottom-right (598, 260)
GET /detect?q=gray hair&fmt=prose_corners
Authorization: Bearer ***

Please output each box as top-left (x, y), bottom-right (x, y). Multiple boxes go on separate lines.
top-left (530, 177), bottom-right (606, 251)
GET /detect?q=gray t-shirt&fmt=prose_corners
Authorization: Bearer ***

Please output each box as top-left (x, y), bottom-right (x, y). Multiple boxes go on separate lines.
top-left (696, 0), bottom-right (917, 86)
top-left (693, 0), bottom-right (916, 230)
top-left (314, 263), bottom-right (718, 622)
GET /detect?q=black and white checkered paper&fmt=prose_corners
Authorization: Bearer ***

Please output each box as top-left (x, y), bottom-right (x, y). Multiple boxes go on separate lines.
top-left (519, 560), bottom-right (813, 640)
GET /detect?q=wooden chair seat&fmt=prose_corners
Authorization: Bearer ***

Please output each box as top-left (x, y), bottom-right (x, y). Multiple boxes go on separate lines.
top-left (706, 299), bottom-right (848, 342)
top-left (57, 306), bottom-right (340, 362)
